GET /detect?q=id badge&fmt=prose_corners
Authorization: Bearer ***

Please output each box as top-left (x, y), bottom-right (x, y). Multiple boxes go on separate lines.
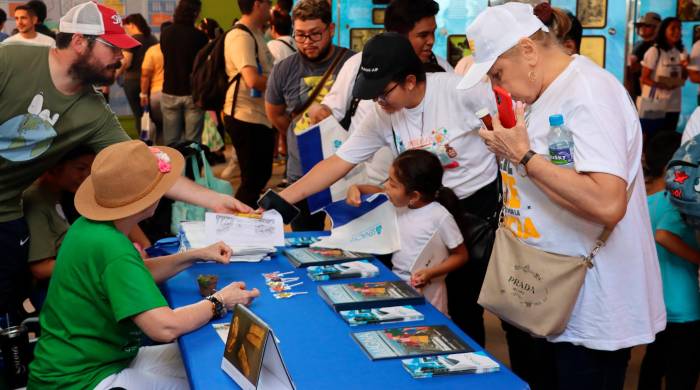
top-left (404, 128), bottom-right (459, 169)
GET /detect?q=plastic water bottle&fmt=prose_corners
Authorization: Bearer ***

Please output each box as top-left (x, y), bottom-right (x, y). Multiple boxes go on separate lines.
top-left (547, 114), bottom-right (574, 167)
top-left (249, 61), bottom-right (263, 98)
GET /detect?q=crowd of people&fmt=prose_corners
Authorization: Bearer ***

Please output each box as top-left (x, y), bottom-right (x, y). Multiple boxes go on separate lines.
top-left (0, 0), bottom-right (698, 389)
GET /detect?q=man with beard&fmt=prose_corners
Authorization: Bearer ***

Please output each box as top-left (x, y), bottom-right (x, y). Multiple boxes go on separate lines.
top-left (0, 1), bottom-right (252, 329)
top-left (265, 0), bottom-right (354, 231)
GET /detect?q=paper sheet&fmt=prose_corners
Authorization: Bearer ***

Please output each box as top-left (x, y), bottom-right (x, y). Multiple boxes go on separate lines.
top-left (205, 211), bottom-right (285, 247)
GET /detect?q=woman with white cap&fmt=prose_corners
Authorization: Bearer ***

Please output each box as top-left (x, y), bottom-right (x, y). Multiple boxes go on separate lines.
top-left (29, 140), bottom-right (260, 389)
top-left (459, 3), bottom-right (665, 388)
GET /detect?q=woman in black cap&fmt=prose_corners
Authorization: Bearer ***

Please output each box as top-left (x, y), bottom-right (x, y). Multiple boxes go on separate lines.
top-left (279, 32), bottom-right (498, 347)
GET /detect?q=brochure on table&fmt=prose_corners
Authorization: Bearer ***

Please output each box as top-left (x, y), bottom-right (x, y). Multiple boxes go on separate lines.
top-left (180, 220), bottom-right (276, 262)
top-left (352, 325), bottom-right (472, 361)
top-left (203, 210), bottom-right (284, 252)
top-left (221, 304), bottom-right (294, 390)
top-left (318, 280), bottom-right (424, 311)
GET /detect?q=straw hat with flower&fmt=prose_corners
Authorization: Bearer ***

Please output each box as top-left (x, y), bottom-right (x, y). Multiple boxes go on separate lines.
top-left (75, 140), bottom-right (184, 221)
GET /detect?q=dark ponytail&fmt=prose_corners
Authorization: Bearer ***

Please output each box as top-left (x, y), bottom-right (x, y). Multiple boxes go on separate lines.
top-left (392, 149), bottom-right (468, 232)
top-left (435, 186), bottom-right (468, 234)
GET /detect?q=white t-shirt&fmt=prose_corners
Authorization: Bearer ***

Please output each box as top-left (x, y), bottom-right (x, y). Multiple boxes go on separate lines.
top-left (336, 72), bottom-right (498, 199)
top-left (3, 32), bottom-right (55, 47)
top-left (322, 52), bottom-right (453, 183)
top-left (688, 40), bottom-right (700, 94)
top-left (392, 202), bottom-right (463, 315)
top-left (682, 106), bottom-right (700, 143)
top-left (641, 45), bottom-right (686, 112)
top-left (502, 55), bottom-right (665, 350)
top-left (267, 36), bottom-right (296, 65)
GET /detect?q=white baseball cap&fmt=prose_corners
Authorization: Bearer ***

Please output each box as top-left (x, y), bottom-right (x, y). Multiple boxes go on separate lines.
top-left (59, 1), bottom-right (139, 49)
top-left (457, 3), bottom-right (548, 90)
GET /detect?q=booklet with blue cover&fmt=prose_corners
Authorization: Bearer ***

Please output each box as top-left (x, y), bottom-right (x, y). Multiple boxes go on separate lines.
top-left (352, 325), bottom-right (472, 361)
top-left (318, 281), bottom-right (424, 311)
top-left (339, 305), bottom-right (424, 326)
top-left (307, 260), bottom-right (379, 281)
top-left (402, 351), bottom-right (500, 378)
top-left (285, 247), bottom-right (373, 268)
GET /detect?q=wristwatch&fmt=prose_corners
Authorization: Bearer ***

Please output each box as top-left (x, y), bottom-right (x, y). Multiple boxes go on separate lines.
top-left (206, 294), bottom-right (227, 319)
top-left (516, 150), bottom-right (537, 177)
top-left (139, 93), bottom-right (148, 98)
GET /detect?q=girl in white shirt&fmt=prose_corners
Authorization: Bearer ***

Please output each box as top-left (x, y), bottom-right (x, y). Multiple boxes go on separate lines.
top-left (347, 149), bottom-right (468, 315)
top-left (641, 17), bottom-right (688, 133)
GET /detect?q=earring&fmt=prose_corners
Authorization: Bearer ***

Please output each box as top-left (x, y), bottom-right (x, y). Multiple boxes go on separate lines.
top-left (528, 70), bottom-right (536, 82)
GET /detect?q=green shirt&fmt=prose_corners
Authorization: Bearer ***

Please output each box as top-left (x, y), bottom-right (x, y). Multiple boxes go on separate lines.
top-left (28, 217), bottom-right (168, 389)
top-left (0, 45), bottom-right (129, 222)
top-left (22, 182), bottom-right (69, 262)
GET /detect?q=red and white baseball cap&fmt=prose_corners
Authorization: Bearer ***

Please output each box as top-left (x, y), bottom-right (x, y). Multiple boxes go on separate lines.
top-left (59, 1), bottom-right (140, 49)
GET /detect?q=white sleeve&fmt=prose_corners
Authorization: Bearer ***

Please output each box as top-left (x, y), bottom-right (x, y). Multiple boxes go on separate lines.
top-left (567, 96), bottom-right (629, 181)
top-left (689, 41), bottom-right (700, 71)
top-left (641, 46), bottom-right (660, 70)
top-left (335, 105), bottom-right (392, 164)
top-left (438, 213), bottom-right (464, 249)
top-left (682, 107), bottom-right (700, 143)
top-left (322, 52), bottom-right (362, 120)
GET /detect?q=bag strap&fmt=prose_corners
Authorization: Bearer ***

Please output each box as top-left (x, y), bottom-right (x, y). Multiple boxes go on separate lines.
top-left (276, 37), bottom-right (296, 52)
top-left (229, 23), bottom-right (260, 117)
top-left (584, 173), bottom-right (639, 266)
top-left (290, 47), bottom-right (348, 120)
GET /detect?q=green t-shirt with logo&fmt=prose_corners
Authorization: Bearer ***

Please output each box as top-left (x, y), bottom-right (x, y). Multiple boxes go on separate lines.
top-left (28, 217), bottom-right (168, 389)
top-left (0, 44), bottom-right (129, 222)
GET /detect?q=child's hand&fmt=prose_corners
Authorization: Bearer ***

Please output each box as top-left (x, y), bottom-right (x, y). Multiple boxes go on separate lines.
top-left (411, 269), bottom-right (433, 289)
top-left (346, 185), bottom-right (362, 207)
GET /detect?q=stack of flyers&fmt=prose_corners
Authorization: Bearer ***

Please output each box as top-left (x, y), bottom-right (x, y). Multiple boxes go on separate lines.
top-left (339, 305), bottom-right (423, 326)
top-left (307, 260), bottom-right (379, 281)
top-left (402, 351), bottom-right (500, 378)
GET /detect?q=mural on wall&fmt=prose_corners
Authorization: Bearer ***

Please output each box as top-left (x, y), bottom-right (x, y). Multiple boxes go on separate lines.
top-left (679, 0), bottom-right (700, 22)
top-left (350, 28), bottom-right (384, 52)
top-left (577, 0), bottom-right (607, 28)
top-left (580, 36), bottom-right (606, 67)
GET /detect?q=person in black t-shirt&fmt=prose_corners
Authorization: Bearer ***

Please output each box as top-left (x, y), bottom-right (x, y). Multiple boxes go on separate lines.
top-left (160, 0), bottom-right (208, 146)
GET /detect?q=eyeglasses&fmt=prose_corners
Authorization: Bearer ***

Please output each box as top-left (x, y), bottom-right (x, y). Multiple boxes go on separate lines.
top-left (374, 82), bottom-right (400, 104)
top-left (88, 36), bottom-right (121, 53)
top-left (293, 26), bottom-right (328, 43)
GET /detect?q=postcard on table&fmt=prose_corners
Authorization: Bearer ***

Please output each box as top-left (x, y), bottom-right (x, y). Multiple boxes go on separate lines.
top-left (221, 304), bottom-right (294, 390)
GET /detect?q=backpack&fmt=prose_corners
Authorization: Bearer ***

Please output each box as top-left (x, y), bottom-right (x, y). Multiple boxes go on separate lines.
top-left (665, 136), bottom-right (700, 229)
top-left (191, 24), bottom-right (259, 113)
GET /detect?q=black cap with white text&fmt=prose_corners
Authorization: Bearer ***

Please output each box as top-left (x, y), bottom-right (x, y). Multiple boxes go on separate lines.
top-left (352, 32), bottom-right (422, 100)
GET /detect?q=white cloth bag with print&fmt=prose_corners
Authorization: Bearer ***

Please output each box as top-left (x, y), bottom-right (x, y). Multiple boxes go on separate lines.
top-left (312, 194), bottom-right (400, 255)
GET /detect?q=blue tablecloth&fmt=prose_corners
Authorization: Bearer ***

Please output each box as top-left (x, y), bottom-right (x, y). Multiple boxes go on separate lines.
top-left (162, 232), bottom-right (529, 389)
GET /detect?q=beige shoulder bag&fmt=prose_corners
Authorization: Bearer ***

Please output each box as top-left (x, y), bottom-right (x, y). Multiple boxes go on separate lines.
top-left (477, 175), bottom-right (636, 337)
